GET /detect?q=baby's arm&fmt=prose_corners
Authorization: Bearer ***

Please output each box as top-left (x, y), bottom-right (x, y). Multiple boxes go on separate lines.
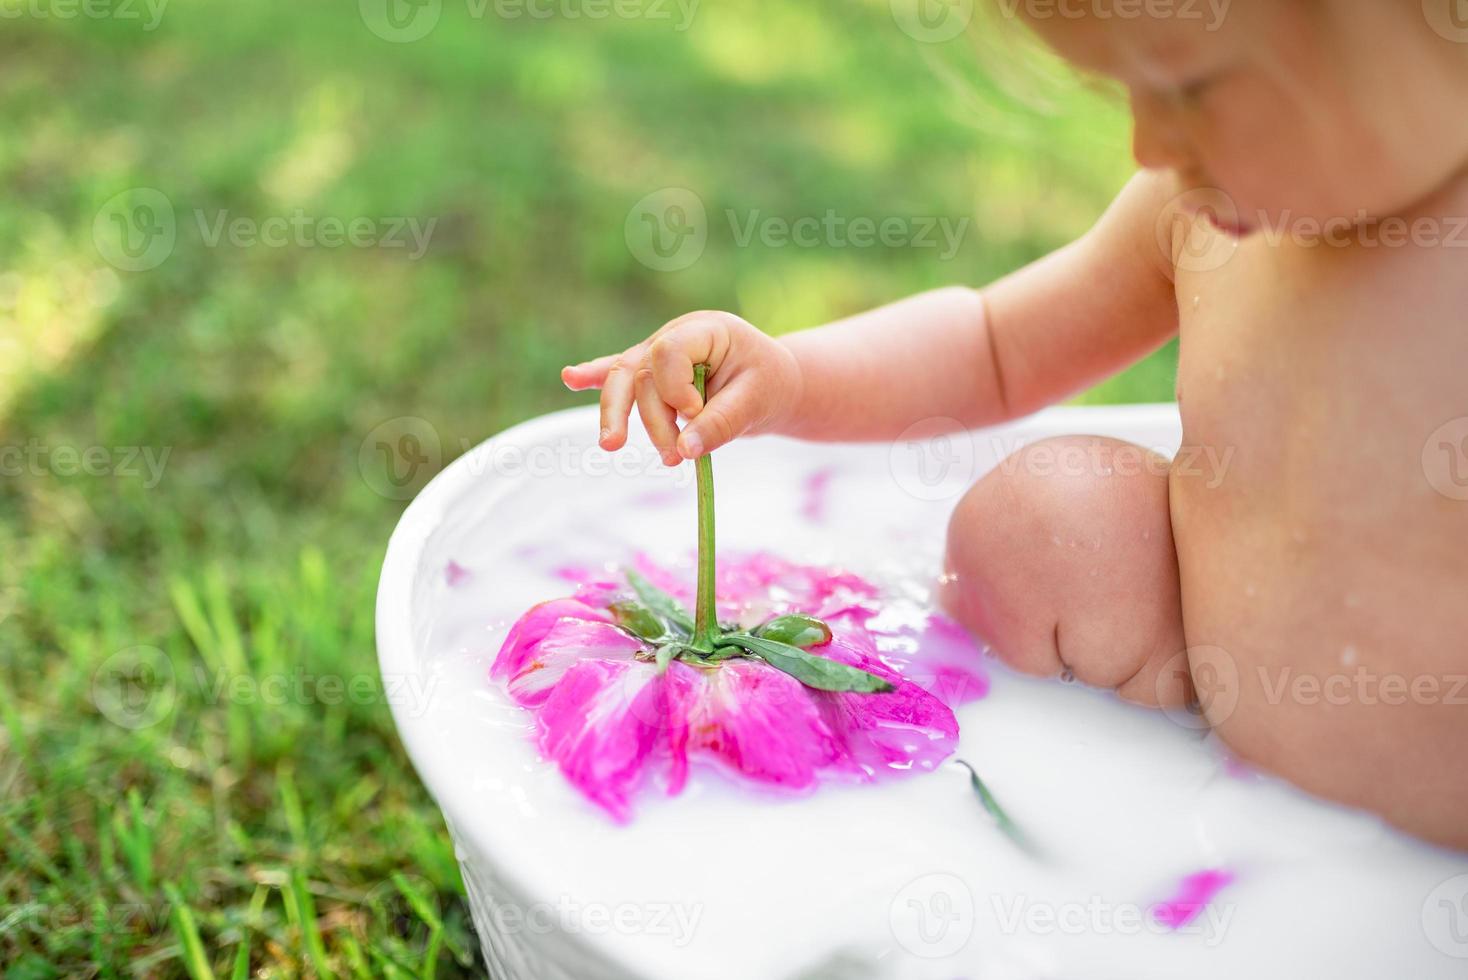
top-left (566, 172), bottom-right (1182, 459)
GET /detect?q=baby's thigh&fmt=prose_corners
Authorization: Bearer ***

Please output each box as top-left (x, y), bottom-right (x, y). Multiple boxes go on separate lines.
top-left (940, 435), bottom-right (1189, 706)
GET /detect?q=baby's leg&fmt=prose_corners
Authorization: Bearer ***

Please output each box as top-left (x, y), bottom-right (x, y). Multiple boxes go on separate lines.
top-left (940, 436), bottom-right (1191, 707)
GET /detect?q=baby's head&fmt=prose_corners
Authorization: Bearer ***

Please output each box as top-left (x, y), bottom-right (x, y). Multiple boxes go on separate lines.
top-left (1015, 0), bottom-right (1468, 232)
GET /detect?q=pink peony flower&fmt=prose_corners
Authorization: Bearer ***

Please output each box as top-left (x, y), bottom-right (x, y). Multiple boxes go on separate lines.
top-left (492, 553), bottom-right (988, 822)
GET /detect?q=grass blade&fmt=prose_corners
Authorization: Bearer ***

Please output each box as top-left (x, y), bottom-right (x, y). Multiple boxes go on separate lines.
top-left (163, 883), bottom-right (216, 980)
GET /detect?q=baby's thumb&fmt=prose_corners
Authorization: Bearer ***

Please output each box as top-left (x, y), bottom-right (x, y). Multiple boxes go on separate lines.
top-left (676, 384), bottom-right (751, 460)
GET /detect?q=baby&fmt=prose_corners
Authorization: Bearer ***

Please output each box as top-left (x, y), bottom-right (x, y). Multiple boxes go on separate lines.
top-left (563, 1), bottom-right (1468, 850)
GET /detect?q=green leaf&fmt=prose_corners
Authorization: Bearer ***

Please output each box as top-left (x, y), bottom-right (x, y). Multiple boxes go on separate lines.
top-left (754, 614), bottom-right (832, 648)
top-left (955, 760), bottom-right (1037, 856)
top-left (718, 633), bottom-right (894, 693)
top-left (609, 600), bottom-right (666, 641)
top-left (626, 570), bottom-right (694, 636)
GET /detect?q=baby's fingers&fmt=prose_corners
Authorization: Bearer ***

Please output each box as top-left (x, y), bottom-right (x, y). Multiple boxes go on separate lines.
top-left (648, 315), bottom-right (734, 418)
top-left (561, 353), bottom-right (619, 391)
top-left (598, 354), bottom-right (640, 450)
top-left (677, 373), bottom-right (758, 460)
top-left (635, 366), bottom-right (681, 466)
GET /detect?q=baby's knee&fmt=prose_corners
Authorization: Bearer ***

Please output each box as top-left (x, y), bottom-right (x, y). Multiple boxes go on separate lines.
top-left (940, 436), bottom-right (1189, 706)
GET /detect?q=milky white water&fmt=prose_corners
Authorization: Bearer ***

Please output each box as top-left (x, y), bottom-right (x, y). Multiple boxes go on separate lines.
top-left (377, 405), bottom-right (1468, 980)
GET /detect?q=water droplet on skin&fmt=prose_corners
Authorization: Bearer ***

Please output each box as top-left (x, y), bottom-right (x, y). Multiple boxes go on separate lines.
top-left (1292, 528), bottom-right (1307, 545)
top-left (1059, 668), bottom-right (1075, 683)
top-left (1051, 535), bottom-right (1063, 547)
top-left (1192, 295), bottom-right (1201, 310)
top-left (1344, 593), bottom-right (1361, 609)
top-left (1245, 583), bottom-right (1257, 598)
top-left (1142, 529), bottom-right (1152, 541)
top-left (1215, 366), bottom-right (1226, 382)
top-left (937, 571), bottom-right (959, 585)
top-left (1341, 645), bottom-right (1358, 666)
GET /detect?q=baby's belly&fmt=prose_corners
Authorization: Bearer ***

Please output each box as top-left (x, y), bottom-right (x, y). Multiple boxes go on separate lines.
top-left (1168, 425), bottom-right (1468, 843)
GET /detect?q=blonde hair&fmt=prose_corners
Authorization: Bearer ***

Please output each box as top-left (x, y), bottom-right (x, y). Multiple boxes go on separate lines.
top-left (917, 2), bottom-right (1126, 146)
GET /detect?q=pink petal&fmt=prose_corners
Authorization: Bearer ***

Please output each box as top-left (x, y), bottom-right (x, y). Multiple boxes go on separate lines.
top-left (551, 565), bottom-right (626, 608)
top-left (503, 617), bottom-right (642, 707)
top-left (1151, 869), bottom-right (1235, 929)
top-left (800, 466), bottom-right (836, 522)
top-left (660, 660), bottom-right (701, 796)
top-left (536, 659), bottom-right (670, 823)
top-left (631, 553), bottom-right (696, 604)
top-left (866, 611), bottom-right (989, 707)
top-left (445, 561), bottom-right (472, 587)
top-left (492, 598), bottom-right (613, 681)
top-left (686, 659), bottom-right (842, 788)
top-left (811, 634), bottom-right (961, 776)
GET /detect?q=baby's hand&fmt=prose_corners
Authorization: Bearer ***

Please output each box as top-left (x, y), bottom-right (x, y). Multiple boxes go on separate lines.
top-left (562, 311), bottom-right (802, 466)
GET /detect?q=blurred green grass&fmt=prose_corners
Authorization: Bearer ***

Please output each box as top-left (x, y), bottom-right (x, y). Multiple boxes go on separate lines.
top-left (0, 0), bottom-right (1169, 975)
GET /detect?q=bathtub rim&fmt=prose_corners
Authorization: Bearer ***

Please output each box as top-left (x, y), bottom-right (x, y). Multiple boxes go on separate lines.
top-left (373, 401), bottom-right (1184, 977)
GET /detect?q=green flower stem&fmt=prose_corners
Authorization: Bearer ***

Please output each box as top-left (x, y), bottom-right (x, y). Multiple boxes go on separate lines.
top-left (692, 363), bottom-right (718, 653)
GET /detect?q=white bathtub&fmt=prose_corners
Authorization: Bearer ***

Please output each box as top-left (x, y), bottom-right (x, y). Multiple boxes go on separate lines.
top-left (376, 404), bottom-right (1468, 980)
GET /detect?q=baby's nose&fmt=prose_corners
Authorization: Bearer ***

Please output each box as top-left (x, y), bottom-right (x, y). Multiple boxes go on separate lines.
top-left (1130, 93), bottom-right (1192, 173)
